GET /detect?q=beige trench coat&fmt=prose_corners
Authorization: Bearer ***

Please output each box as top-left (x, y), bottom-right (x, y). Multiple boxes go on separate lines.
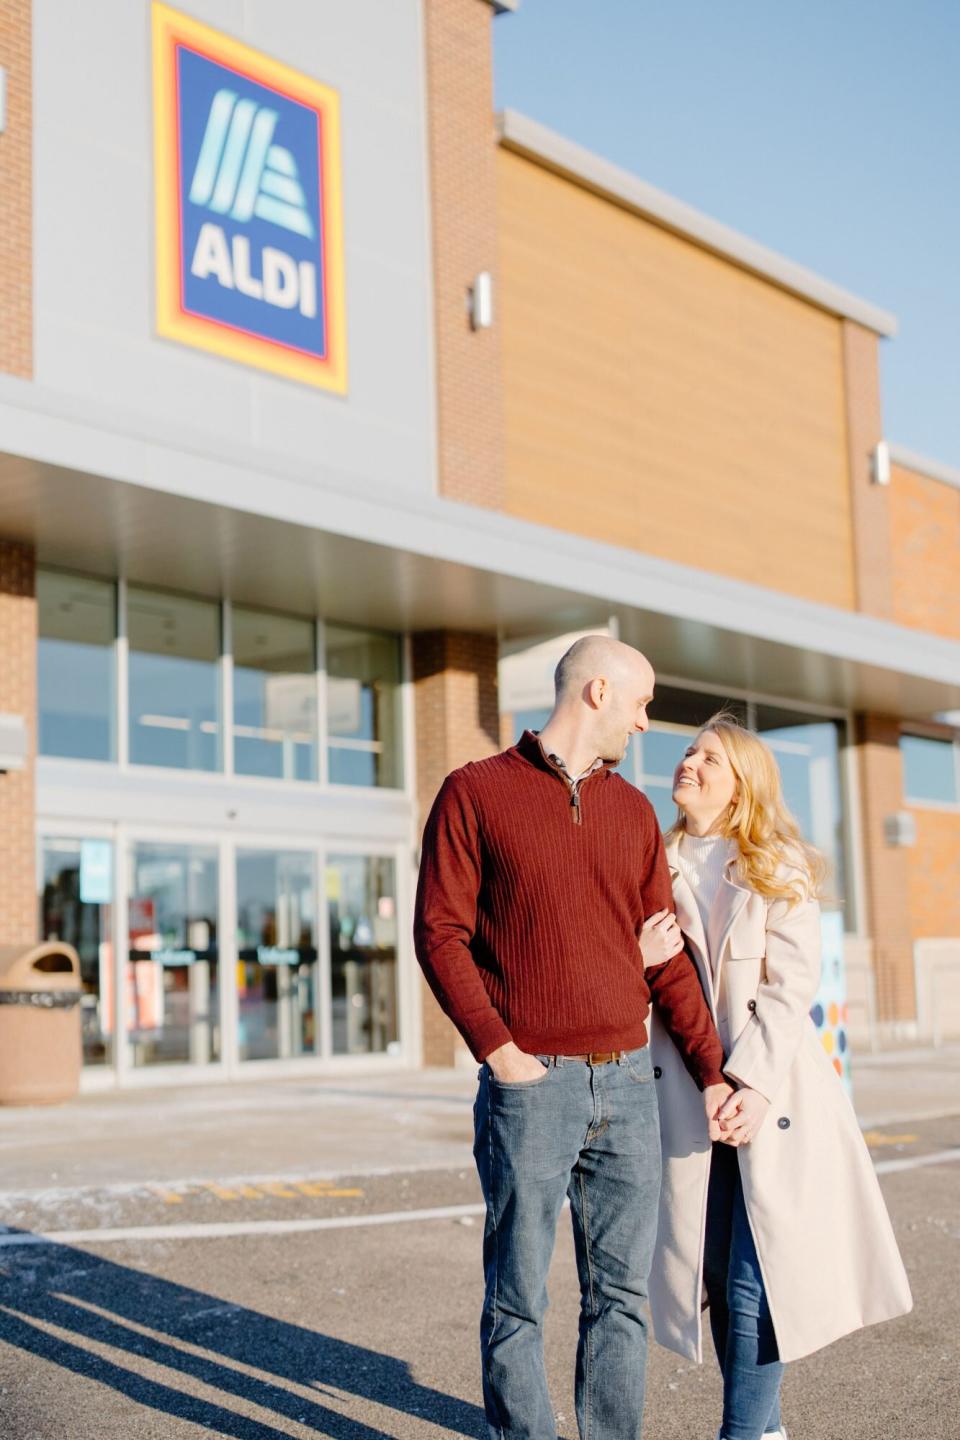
top-left (648, 836), bottom-right (912, 1364)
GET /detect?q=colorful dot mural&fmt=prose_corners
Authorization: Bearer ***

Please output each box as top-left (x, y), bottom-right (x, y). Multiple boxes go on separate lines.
top-left (810, 911), bottom-right (851, 1093)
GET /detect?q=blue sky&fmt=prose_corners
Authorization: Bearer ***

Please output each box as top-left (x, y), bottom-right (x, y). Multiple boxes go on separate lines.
top-left (494, 0), bottom-right (959, 468)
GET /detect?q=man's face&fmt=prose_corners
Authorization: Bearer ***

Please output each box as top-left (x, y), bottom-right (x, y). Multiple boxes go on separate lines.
top-left (594, 660), bottom-right (655, 763)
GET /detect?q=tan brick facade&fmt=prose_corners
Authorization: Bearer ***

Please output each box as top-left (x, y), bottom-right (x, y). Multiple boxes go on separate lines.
top-left (906, 805), bottom-right (960, 941)
top-left (841, 321), bottom-right (894, 618)
top-left (422, 0), bottom-right (505, 508)
top-left (0, 0), bottom-right (32, 378)
top-left (412, 629), bottom-right (500, 1064)
top-left (0, 540), bottom-right (36, 946)
top-left (854, 714), bottom-right (916, 1027)
top-left (889, 462), bottom-right (960, 641)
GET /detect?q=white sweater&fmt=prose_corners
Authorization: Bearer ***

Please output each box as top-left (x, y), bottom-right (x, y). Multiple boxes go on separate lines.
top-left (677, 831), bottom-right (736, 972)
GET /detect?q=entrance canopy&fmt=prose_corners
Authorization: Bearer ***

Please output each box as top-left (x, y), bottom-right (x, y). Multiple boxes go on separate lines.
top-left (1, 394), bottom-right (958, 724)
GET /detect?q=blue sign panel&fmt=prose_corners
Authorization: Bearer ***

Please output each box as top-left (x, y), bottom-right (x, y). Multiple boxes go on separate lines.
top-left (177, 46), bottom-right (326, 358)
top-left (80, 840), bottom-right (113, 905)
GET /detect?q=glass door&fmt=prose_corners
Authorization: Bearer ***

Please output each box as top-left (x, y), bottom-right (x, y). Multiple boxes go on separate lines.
top-left (128, 842), bottom-right (220, 1067)
top-left (236, 850), bottom-right (317, 1060)
top-left (326, 853), bottom-right (399, 1056)
top-left (39, 837), bottom-right (114, 1066)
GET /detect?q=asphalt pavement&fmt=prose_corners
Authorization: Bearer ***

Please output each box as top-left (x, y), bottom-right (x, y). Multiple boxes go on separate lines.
top-left (0, 1052), bottom-right (958, 1439)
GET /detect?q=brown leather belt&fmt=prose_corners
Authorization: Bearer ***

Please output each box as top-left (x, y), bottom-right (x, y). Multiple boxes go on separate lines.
top-left (555, 1051), bottom-right (624, 1065)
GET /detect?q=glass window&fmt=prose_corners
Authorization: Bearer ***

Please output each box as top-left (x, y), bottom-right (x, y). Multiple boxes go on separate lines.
top-left (236, 850), bottom-right (317, 1061)
top-left (754, 707), bottom-right (846, 914)
top-left (38, 571), bottom-right (116, 760)
top-left (900, 733), bottom-right (958, 805)
top-left (327, 854), bottom-right (398, 1055)
top-left (233, 608), bottom-right (317, 781)
top-left (128, 588), bottom-right (221, 771)
top-left (39, 837), bottom-right (114, 1066)
top-left (128, 842), bottom-right (219, 1066)
top-left (649, 685), bottom-right (748, 731)
top-left (511, 707), bottom-right (551, 740)
top-left (326, 626), bottom-right (403, 788)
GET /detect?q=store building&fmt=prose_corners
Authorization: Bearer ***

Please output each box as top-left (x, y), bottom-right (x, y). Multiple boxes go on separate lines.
top-left (0, 0), bottom-right (958, 1090)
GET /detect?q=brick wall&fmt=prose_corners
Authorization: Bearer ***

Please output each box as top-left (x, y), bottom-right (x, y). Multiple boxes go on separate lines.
top-left (0, 0), bottom-right (32, 378)
top-left (0, 540), bottom-right (36, 946)
top-left (889, 463), bottom-right (960, 641)
top-left (412, 629), bottom-right (500, 1065)
top-left (422, 0), bottom-right (504, 508)
top-left (841, 322), bottom-right (893, 618)
top-left (854, 713), bottom-right (916, 1027)
top-left (906, 806), bottom-right (960, 940)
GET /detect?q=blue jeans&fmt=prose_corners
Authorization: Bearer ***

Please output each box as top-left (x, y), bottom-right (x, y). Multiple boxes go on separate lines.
top-left (473, 1047), bottom-right (661, 1440)
top-left (703, 1143), bottom-right (785, 1440)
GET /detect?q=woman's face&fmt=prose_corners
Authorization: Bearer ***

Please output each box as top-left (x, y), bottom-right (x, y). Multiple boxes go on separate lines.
top-left (672, 729), bottom-right (738, 829)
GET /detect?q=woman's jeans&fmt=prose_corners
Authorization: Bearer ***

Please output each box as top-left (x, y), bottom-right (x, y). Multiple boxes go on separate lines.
top-left (473, 1047), bottom-right (662, 1440)
top-left (703, 1142), bottom-right (785, 1440)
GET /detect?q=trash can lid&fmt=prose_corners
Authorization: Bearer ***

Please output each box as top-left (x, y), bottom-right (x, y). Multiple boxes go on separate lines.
top-left (0, 942), bottom-right (81, 992)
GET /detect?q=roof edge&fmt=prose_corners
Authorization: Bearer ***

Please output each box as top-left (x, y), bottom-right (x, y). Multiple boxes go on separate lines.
top-left (889, 443), bottom-right (960, 493)
top-left (496, 109), bottom-right (897, 339)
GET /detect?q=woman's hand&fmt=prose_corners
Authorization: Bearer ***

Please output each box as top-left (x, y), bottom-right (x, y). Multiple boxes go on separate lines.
top-left (639, 909), bottom-right (685, 970)
top-left (717, 1087), bottom-right (770, 1146)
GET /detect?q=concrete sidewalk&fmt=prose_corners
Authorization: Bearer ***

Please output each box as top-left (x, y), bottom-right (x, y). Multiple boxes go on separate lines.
top-left (0, 1046), bottom-right (957, 1199)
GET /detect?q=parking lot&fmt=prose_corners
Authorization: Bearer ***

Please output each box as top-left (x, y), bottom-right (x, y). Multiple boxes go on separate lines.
top-left (0, 1060), bottom-right (958, 1439)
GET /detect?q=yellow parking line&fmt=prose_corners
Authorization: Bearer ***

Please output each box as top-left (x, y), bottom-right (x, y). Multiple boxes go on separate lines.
top-left (204, 1184), bottom-right (241, 1200)
top-left (150, 1188), bottom-right (185, 1205)
top-left (259, 1181), bottom-right (299, 1199)
top-left (863, 1131), bottom-right (919, 1147)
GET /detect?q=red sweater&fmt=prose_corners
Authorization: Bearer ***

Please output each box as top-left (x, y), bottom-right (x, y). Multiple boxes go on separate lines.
top-left (414, 731), bottom-right (725, 1088)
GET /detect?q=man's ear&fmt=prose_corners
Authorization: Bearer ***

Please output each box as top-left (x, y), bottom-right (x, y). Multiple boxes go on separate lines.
top-left (586, 676), bottom-right (606, 710)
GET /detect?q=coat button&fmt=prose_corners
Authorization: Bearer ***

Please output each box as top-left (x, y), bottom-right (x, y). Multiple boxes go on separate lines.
top-left (653, 1066), bottom-right (662, 1079)
top-left (777, 1116), bottom-right (790, 1130)
top-left (747, 1000), bottom-right (757, 1012)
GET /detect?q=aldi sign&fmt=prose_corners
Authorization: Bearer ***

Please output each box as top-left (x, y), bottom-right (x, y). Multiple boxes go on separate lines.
top-left (152, 3), bottom-right (347, 392)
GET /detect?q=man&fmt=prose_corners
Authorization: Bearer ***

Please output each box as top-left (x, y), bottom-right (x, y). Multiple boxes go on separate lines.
top-left (414, 635), bottom-right (729, 1440)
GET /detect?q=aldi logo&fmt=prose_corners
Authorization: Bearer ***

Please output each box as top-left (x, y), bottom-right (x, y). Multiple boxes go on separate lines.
top-left (152, 4), bottom-right (347, 392)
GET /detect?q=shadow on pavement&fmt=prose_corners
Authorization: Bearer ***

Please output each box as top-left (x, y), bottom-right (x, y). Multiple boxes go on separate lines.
top-left (0, 1233), bottom-right (484, 1438)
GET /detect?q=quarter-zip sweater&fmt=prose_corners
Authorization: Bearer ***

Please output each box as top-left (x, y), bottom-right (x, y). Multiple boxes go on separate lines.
top-left (414, 730), bottom-right (725, 1088)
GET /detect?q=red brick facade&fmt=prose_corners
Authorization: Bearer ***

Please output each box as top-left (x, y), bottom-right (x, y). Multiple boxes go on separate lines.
top-left (0, 0), bottom-right (32, 378)
top-left (855, 714), bottom-right (917, 1027)
top-left (889, 462), bottom-right (960, 642)
top-left (841, 321), bottom-right (893, 619)
top-left (0, 540), bottom-right (36, 946)
top-left (412, 630), bottom-right (500, 1064)
top-left (422, 0), bottom-right (505, 508)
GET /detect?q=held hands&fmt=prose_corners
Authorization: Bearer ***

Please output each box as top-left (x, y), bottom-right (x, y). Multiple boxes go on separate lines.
top-left (716, 1087), bottom-right (770, 1146)
top-left (639, 909), bottom-right (685, 970)
top-left (484, 1040), bottom-right (548, 1084)
top-left (703, 1082), bottom-right (735, 1141)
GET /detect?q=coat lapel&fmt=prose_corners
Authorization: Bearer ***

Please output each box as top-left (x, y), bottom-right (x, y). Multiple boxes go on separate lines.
top-left (664, 834), bottom-right (715, 1013)
top-left (709, 860), bottom-right (752, 990)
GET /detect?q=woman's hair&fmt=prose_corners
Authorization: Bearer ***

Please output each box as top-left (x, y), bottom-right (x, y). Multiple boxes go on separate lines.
top-left (667, 711), bottom-right (827, 905)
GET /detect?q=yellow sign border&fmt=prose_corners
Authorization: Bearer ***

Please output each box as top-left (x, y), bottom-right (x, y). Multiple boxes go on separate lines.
top-left (152, 2), bottom-right (347, 393)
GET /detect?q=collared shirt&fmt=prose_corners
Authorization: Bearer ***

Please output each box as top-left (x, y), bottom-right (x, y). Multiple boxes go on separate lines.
top-left (538, 737), bottom-right (605, 787)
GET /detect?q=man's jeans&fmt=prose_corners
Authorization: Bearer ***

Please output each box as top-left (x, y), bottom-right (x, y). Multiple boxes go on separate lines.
top-left (473, 1047), bottom-right (661, 1440)
top-left (703, 1142), bottom-right (785, 1440)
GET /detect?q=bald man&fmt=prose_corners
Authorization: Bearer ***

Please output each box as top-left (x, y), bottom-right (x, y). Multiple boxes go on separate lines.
top-left (414, 635), bottom-right (728, 1440)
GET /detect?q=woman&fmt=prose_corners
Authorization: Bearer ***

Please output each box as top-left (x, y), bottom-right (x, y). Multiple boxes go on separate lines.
top-left (640, 713), bottom-right (912, 1440)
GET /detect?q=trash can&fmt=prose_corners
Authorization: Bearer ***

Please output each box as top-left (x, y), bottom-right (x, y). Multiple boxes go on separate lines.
top-left (0, 942), bottom-right (83, 1105)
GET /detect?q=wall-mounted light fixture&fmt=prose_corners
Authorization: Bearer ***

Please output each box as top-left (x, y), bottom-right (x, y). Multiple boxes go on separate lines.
top-left (871, 439), bottom-right (891, 486)
top-left (0, 714), bottom-right (27, 773)
top-left (469, 272), bottom-right (493, 330)
top-left (883, 811), bottom-right (916, 848)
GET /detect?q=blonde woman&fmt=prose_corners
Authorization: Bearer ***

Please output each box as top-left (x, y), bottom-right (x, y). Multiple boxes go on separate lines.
top-left (639, 714), bottom-right (911, 1440)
